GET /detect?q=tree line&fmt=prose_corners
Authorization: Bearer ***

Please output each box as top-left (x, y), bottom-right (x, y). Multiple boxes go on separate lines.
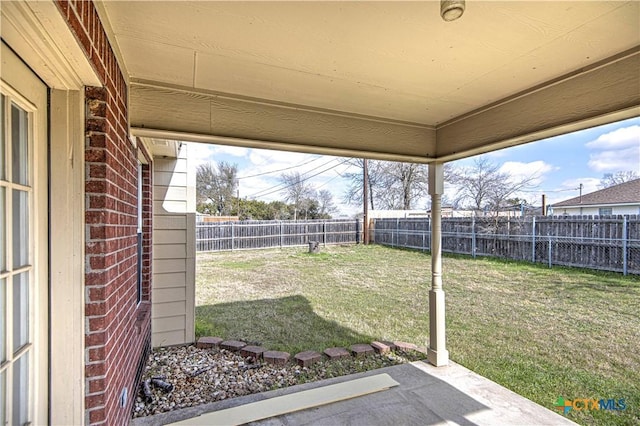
top-left (196, 157), bottom-right (638, 220)
top-left (196, 163), bottom-right (335, 220)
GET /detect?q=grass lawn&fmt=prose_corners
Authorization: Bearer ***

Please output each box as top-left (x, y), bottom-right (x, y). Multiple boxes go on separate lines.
top-left (195, 244), bottom-right (639, 425)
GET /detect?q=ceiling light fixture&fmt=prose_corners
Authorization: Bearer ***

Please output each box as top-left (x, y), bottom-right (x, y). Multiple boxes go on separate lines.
top-left (441, 0), bottom-right (465, 22)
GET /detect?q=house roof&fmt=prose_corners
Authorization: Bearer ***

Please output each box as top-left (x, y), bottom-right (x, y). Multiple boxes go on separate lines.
top-left (553, 179), bottom-right (640, 207)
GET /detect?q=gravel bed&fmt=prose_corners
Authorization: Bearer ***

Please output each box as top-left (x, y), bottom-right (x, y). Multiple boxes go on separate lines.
top-left (133, 344), bottom-right (423, 418)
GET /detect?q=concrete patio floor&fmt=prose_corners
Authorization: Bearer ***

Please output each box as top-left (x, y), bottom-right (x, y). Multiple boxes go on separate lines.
top-left (131, 360), bottom-right (576, 426)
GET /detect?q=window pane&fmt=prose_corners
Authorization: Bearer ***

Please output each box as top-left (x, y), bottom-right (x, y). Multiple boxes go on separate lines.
top-left (12, 189), bottom-right (29, 269)
top-left (13, 354), bottom-right (29, 426)
top-left (0, 186), bottom-right (5, 271)
top-left (13, 272), bottom-right (28, 352)
top-left (11, 103), bottom-right (28, 186)
top-left (1, 94), bottom-right (5, 180)
top-left (0, 278), bottom-right (5, 362)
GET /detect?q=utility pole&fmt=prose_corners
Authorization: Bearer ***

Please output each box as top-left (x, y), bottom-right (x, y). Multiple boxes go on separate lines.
top-left (541, 194), bottom-right (547, 216)
top-left (363, 158), bottom-right (369, 244)
top-left (579, 183), bottom-right (583, 203)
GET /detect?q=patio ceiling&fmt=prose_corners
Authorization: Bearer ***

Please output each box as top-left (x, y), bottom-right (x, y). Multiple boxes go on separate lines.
top-left (98, 1), bottom-right (640, 162)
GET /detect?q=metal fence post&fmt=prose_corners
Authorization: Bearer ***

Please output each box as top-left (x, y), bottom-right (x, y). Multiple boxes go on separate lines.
top-left (548, 235), bottom-right (552, 268)
top-left (531, 216), bottom-right (536, 263)
top-left (622, 215), bottom-right (628, 276)
top-left (472, 215), bottom-right (476, 259)
top-left (280, 221), bottom-right (284, 248)
top-left (427, 217), bottom-right (431, 252)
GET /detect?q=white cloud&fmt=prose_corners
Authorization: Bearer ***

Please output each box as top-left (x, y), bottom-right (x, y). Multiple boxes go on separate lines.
top-left (585, 125), bottom-right (640, 172)
top-left (585, 125), bottom-right (640, 150)
top-left (499, 160), bottom-right (555, 185)
top-left (587, 146), bottom-right (640, 172)
top-left (187, 142), bottom-right (250, 167)
top-left (213, 145), bottom-right (250, 157)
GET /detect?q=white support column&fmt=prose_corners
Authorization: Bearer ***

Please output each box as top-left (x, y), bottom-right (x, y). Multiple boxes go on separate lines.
top-left (428, 163), bottom-right (449, 366)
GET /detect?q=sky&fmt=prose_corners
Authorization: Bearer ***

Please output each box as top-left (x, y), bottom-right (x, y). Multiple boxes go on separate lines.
top-left (188, 116), bottom-right (640, 217)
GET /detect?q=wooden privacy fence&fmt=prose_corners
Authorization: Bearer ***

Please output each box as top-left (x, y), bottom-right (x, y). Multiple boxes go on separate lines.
top-left (196, 219), bottom-right (362, 252)
top-left (372, 215), bottom-right (640, 275)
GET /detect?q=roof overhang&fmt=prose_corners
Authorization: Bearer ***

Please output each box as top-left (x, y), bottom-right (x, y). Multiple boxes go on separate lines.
top-left (100, 1), bottom-right (639, 161)
top-left (552, 202), bottom-right (640, 208)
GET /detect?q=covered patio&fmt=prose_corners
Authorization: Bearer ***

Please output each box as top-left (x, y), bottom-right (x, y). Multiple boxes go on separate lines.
top-left (101, 0), bottom-right (639, 367)
top-left (1, 1), bottom-right (637, 424)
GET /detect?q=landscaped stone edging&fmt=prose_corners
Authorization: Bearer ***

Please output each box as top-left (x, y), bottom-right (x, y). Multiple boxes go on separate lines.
top-left (196, 336), bottom-right (427, 367)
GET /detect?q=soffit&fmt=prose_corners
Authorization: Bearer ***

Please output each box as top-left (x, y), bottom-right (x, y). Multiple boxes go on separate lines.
top-left (101, 1), bottom-right (638, 126)
top-left (98, 1), bottom-right (639, 161)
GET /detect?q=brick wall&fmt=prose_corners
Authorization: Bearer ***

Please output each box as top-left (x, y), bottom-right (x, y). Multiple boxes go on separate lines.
top-left (55, 1), bottom-right (153, 425)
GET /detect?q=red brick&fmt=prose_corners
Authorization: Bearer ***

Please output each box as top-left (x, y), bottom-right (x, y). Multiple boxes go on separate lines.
top-left (196, 336), bottom-right (223, 349)
top-left (89, 407), bottom-right (106, 423)
top-left (88, 133), bottom-right (106, 148)
top-left (86, 86), bottom-right (107, 101)
top-left (240, 345), bottom-right (266, 360)
top-left (88, 316), bottom-right (106, 331)
top-left (393, 341), bottom-right (418, 351)
top-left (294, 351), bottom-right (322, 367)
top-left (380, 341), bottom-right (397, 351)
top-left (87, 117), bottom-right (106, 133)
top-left (86, 302), bottom-right (106, 316)
top-left (88, 99), bottom-right (107, 118)
top-left (88, 346), bottom-right (105, 362)
top-left (350, 344), bottom-right (374, 357)
top-left (88, 378), bottom-right (106, 394)
top-left (85, 362), bottom-right (106, 377)
top-left (371, 341), bottom-right (392, 354)
top-left (263, 351), bottom-right (290, 366)
top-left (85, 332), bottom-right (106, 347)
top-left (220, 340), bottom-right (246, 352)
top-left (86, 393), bottom-right (105, 409)
top-left (323, 347), bottom-right (350, 360)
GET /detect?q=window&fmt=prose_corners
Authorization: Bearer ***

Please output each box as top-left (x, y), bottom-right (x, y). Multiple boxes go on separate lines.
top-left (599, 207), bottom-right (612, 216)
top-left (1, 93), bottom-right (34, 426)
top-left (137, 162), bottom-right (143, 305)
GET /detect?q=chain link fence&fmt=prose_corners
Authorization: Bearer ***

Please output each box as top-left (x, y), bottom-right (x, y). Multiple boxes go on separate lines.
top-left (372, 215), bottom-right (640, 275)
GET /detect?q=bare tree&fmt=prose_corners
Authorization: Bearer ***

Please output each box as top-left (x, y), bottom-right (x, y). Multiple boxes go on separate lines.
top-left (449, 156), bottom-right (539, 215)
top-left (342, 159), bottom-right (386, 210)
top-left (196, 161), bottom-right (238, 215)
top-left (318, 189), bottom-right (337, 217)
top-left (378, 162), bottom-right (429, 210)
top-left (279, 171), bottom-right (314, 220)
top-left (343, 159), bottom-right (433, 210)
top-left (598, 171), bottom-right (639, 189)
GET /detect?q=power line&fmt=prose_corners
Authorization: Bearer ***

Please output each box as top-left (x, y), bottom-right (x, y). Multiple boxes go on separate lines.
top-left (237, 155), bottom-right (323, 180)
top-left (247, 158), bottom-right (340, 198)
top-left (314, 165), bottom-right (354, 190)
top-left (247, 158), bottom-right (351, 199)
top-left (520, 187), bottom-right (580, 194)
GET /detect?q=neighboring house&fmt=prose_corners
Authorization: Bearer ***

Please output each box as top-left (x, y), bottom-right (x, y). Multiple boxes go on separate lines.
top-left (551, 179), bottom-right (640, 216)
top-left (0, 1), bottom-right (637, 425)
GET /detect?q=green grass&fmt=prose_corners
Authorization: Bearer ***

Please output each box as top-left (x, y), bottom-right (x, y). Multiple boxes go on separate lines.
top-left (195, 244), bottom-right (640, 425)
